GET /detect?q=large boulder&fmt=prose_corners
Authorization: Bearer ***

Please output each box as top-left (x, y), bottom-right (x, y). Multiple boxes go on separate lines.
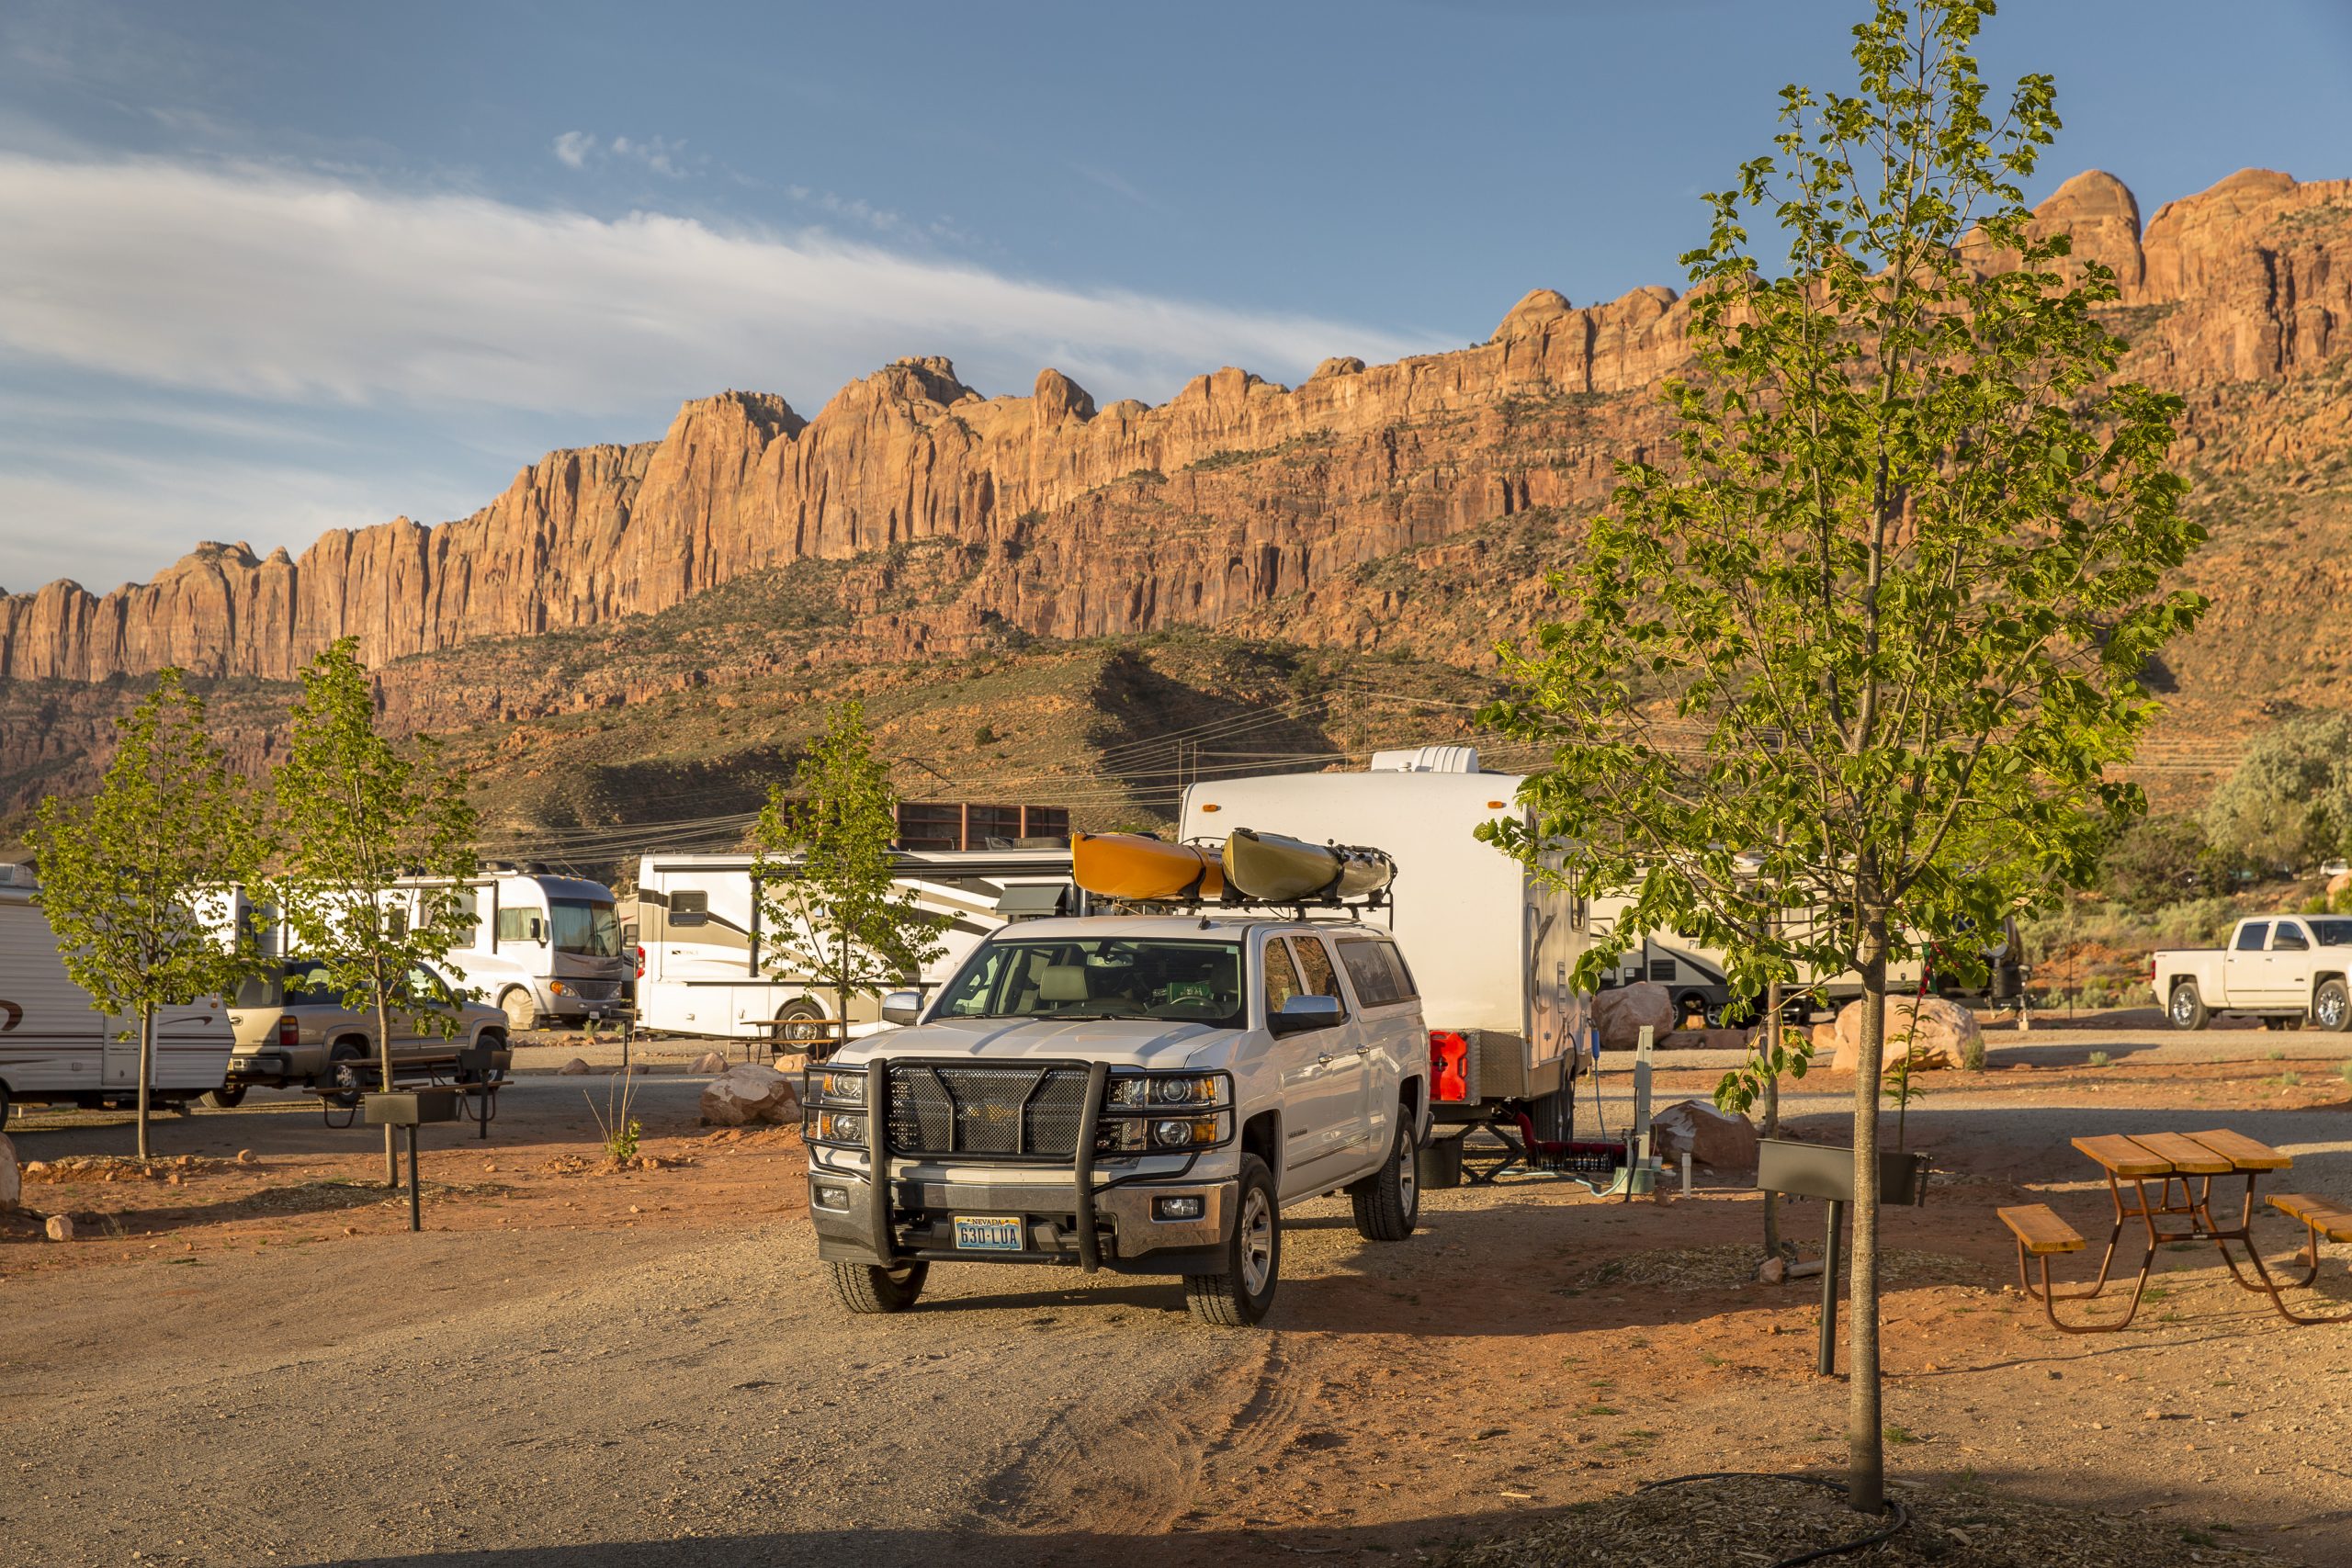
top-left (700, 1064), bottom-right (801, 1128)
top-left (1827, 996), bottom-right (1981, 1074)
top-left (1592, 983), bottom-right (1676, 1052)
top-left (1648, 1100), bottom-right (1759, 1172)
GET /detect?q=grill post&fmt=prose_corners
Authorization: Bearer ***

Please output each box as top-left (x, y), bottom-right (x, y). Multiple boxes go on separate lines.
top-left (1074, 1061), bottom-right (1109, 1273)
top-left (864, 1055), bottom-right (894, 1263)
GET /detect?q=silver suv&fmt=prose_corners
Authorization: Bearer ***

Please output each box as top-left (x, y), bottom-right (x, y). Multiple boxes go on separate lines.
top-left (220, 959), bottom-right (507, 1105)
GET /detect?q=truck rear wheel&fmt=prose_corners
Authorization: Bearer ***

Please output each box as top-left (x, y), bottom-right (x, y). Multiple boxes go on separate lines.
top-left (2167, 980), bottom-right (2209, 1032)
top-left (826, 1260), bottom-right (928, 1314)
top-left (1350, 1113), bottom-right (1419, 1242)
top-left (1416, 1134), bottom-right (1464, 1190)
top-left (2315, 978), bottom-right (2352, 1032)
top-left (198, 1085), bottom-right (247, 1110)
top-left (1186, 1155), bottom-right (1280, 1327)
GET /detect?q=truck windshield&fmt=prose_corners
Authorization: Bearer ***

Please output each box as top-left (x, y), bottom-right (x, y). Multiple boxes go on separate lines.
top-left (548, 898), bottom-right (622, 957)
top-left (933, 938), bottom-right (1246, 1028)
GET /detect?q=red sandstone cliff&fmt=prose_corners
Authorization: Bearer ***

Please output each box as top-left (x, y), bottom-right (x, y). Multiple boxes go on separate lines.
top-left (3, 168), bottom-right (2346, 686)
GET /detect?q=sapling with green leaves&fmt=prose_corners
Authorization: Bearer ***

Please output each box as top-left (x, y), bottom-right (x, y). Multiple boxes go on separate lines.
top-left (269, 639), bottom-right (480, 1187)
top-left (1479, 0), bottom-right (2201, 1511)
top-left (749, 702), bottom-right (944, 1055)
top-left (27, 670), bottom-right (266, 1159)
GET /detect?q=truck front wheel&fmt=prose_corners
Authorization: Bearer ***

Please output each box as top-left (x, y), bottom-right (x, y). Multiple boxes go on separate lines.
top-left (1350, 1112), bottom-right (1419, 1242)
top-left (2168, 980), bottom-right (2209, 1032)
top-left (2315, 979), bottom-right (2352, 1032)
top-left (826, 1260), bottom-right (928, 1314)
top-left (1186, 1155), bottom-right (1280, 1327)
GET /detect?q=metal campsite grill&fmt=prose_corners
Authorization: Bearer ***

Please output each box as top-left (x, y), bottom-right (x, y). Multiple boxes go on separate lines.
top-left (1756, 1138), bottom-right (1932, 1375)
top-left (364, 1086), bottom-right (462, 1232)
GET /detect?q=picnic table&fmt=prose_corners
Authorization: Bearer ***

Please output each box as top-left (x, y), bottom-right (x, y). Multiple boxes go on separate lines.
top-left (1996, 1129), bottom-right (2350, 1330)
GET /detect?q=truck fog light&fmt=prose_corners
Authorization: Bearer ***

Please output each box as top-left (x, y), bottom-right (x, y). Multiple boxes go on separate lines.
top-left (1152, 1195), bottom-right (1204, 1221)
top-left (813, 1183), bottom-right (851, 1212)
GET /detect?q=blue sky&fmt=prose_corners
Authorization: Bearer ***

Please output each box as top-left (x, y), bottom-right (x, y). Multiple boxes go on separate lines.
top-left (2, 0), bottom-right (2347, 595)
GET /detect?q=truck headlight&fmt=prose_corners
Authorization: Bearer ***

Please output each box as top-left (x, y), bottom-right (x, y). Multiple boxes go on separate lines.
top-left (1106, 1073), bottom-right (1226, 1109)
top-left (1152, 1117), bottom-right (1221, 1149)
top-left (812, 1110), bottom-right (866, 1145)
top-left (810, 1069), bottom-right (865, 1106)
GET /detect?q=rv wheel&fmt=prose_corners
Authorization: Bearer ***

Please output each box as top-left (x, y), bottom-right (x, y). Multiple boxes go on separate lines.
top-left (198, 1085), bottom-right (248, 1110)
top-left (498, 988), bottom-right (537, 1032)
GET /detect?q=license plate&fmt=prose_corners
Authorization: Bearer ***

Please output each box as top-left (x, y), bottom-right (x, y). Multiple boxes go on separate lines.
top-left (953, 1215), bottom-right (1025, 1252)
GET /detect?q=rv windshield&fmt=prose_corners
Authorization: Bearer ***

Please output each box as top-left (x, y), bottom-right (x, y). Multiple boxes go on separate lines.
top-left (933, 938), bottom-right (1245, 1028)
top-left (548, 898), bottom-right (623, 958)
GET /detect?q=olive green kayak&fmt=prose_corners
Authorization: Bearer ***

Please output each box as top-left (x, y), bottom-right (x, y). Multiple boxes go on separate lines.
top-left (1221, 828), bottom-right (1395, 902)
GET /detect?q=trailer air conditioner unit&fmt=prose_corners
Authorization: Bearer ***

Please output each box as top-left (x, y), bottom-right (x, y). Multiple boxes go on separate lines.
top-left (1367, 745), bottom-right (1480, 774)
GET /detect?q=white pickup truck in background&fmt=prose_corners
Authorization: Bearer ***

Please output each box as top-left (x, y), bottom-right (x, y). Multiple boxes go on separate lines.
top-left (2150, 914), bottom-right (2352, 1031)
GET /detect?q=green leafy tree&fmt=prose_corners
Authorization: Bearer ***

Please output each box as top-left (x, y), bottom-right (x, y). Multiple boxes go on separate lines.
top-left (750, 702), bottom-right (944, 1054)
top-left (269, 639), bottom-right (479, 1187)
top-left (1479, 0), bottom-right (2200, 1512)
top-left (2199, 711), bottom-right (2352, 872)
top-left (26, 671), bottom-right (266, 1158)
top-left (2099, 813), bottom-right (2228, 911)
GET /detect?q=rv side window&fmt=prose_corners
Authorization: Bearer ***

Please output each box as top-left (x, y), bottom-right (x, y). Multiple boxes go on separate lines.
top-left (1286, 936), bottom-right (1345, 1012)
top-left (669, 890), bottom-right (708, 926)
top-left (1337, 939), bottom-right (1402, 1008)
top-left (496, 908), bottom-right (539, 944)
top-left (1262, 939), bottom-right (1306, 1016)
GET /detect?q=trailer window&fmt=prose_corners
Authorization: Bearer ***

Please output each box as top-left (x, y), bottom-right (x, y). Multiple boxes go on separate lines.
top-left (2235, 922), bottom-right (2269, 952)
top-left (667, 890), bottom-right (708, 926)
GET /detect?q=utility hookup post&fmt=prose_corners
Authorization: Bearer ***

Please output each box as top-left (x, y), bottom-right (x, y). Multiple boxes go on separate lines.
top-left (363, 1088), bottom-right (460, 1234)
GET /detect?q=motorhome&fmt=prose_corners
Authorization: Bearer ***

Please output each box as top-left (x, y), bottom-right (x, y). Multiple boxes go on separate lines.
top-left (633, 849), bottom-right (1086, 1043)
top-left (1176, 747), bottom-right (1591, 1167)
top-left (198, 868), bottom-right (629, 1032)
top-left (0, 863), bottom-right (233, 1125)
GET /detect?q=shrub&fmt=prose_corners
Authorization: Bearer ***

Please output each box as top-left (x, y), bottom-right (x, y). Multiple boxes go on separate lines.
top-left (2201, 711), bottom-right (2352, 870)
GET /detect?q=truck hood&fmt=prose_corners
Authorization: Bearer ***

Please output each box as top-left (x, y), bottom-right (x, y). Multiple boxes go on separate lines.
top-left (836, 1015), bottom-right (1237, 1069)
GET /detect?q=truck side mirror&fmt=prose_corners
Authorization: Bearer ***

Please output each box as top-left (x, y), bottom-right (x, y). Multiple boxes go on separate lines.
top-left (1269, 995), bottom-right (1344, 1034)
top-left (880, 990), bottom-right (922, 1027)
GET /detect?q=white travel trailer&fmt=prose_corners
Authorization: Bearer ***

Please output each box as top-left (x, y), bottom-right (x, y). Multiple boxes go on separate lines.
top-left (633, 849), bottom-right (1085, 1043)
top-left (0, 864), bottom-right (233, 1125)
top-left (1177, 747), bottom-right (1591, 1151)
top-left (199, 867), bottom-right (629, 1032)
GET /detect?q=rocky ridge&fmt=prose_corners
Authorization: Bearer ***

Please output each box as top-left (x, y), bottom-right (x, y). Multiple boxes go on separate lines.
top-left (7, 167), bottom-right (2343, 692)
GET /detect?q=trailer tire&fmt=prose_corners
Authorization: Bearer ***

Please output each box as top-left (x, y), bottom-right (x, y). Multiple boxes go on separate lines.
top-left (1186, 1155), bottom-right (1280, 1327)
top-left (198, 1085), bottom-right (248, 1110)
top-left (2167, 980), bottom-right (2209, 1032)
top-left (1672, 991), bottom-right (1710, 1031)
top-left (2315, 978), bottom-right (2352, 1032)
top-left (1350, 1112), bottom-right (1419, 1242)
top-left (0, 1082), bottom-right (11, 1127)
top-left (1416, 1134), bottom-right (1464, 1190)
top-left (826, 1260), bottom-right (928, 1314)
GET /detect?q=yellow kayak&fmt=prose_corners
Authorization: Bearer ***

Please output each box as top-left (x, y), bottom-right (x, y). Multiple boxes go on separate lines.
top-left (1222, 829), bottom-right (1395, 902)
top-left (1072, 831), bottom-right (1226, 902)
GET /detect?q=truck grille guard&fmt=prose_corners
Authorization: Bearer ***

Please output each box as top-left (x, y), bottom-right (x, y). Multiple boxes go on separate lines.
top-left (861, 1055), bottom-right (1114, 1272)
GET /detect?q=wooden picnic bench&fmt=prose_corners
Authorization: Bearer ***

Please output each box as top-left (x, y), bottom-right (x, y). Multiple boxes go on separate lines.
top-left (2000, 1130), bottom-right (2350, 1331)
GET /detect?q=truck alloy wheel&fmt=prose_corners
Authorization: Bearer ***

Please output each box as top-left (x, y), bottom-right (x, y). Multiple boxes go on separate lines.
top-left (2168, 981), bottom-right (2208, 1032)
top-left (1185, 1154), bottom-right (1280, 1327)
top-left (2317, 978), bottom-right (2352, 1032)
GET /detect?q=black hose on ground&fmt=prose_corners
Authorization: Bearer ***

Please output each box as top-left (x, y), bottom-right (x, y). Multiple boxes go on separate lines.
top-left (1634, 1472), bottom-right (1911, 1568)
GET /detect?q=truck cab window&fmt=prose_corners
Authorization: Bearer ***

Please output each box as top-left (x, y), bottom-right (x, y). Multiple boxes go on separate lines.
top-left (1287, 936), bottom-right (1346, 1012)
top-left (1338, 939), bottom-right (1402, 1007)
top-left (2235, 922), bottom-right (2269, 952)
top-left (2272, 922), bottom-right (2310, 952)
top-left (1262, 939), bottom-right (1306, 1015)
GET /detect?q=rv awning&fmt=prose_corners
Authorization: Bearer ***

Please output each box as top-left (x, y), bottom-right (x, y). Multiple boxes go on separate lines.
top-left (996, 883), bottom-right (1070, 919)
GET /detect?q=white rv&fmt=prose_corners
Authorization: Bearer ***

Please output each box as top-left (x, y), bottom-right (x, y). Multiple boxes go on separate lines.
top-left (1177, 747), bottom-right (1590, 1153)
top-left (200, 867), bottom-right (629, 1032)
top-left (633, 850), bottom-right (1084, 1043)
top-left (0, 864), bottom-right (233, 1126)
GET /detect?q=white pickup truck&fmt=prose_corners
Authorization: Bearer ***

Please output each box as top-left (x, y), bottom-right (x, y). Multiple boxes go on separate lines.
top-left (801, 912), bottom-right (1431, 1326)
top-left (2151, 914), bottom-right (2352, 1031)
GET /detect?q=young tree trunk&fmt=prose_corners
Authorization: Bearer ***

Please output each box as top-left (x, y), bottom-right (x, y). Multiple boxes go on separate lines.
top-left (374, 961), bottom-right (399, 1188)
top-left (136, 1001), bottom-right (156, 1162)
top-left (1848, 909), bottom-right (1889, 1514)
top-left (1761, 978), bottom-right (1781, 1258)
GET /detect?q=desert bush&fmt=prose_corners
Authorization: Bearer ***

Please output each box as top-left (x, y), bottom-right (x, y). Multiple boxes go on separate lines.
top-left (2201, 711), bottom-right (2352, 870)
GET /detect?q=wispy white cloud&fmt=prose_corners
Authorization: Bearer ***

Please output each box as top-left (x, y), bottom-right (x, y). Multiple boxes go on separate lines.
top-left (0, 152), bottom-right (1448, 591)
top-left (553, 130), bottom-right (693, 177)
top-left (551, 130), bottom-right (596, 170)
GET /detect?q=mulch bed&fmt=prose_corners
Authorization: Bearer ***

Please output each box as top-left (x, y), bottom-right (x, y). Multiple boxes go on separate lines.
top-left (1439, 1473), bottom-right (2291, 1566)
